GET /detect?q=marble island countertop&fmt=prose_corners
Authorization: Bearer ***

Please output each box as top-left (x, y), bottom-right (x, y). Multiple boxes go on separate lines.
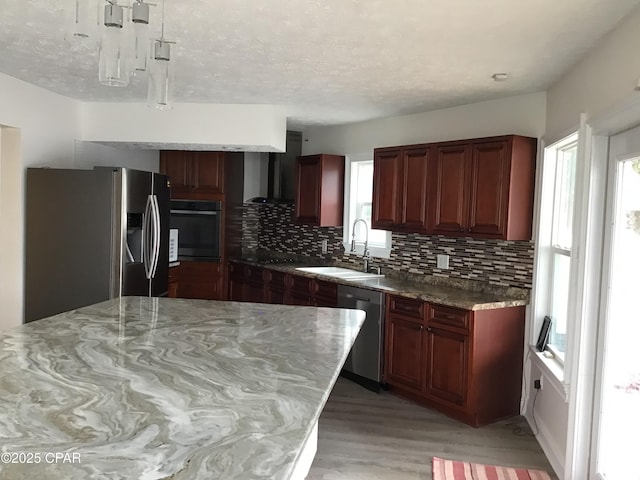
top-left (0, 297), bottom-right (365, 479)
top-left (235, 258), bottom-right (529, 311)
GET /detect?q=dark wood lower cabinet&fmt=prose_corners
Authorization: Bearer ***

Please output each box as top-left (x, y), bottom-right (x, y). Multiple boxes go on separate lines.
top-left (176, 261), bottom-right (224, 300)
top-left (385, 316), bottom-right (424, 392)
top-left (228, 265), bottom-right (338, 307)
top-left (425, 327), bottom-right (469, 406)
top-left (384, 294), bottom-right (525, 427)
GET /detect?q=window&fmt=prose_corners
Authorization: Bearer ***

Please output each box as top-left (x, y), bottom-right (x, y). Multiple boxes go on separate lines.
top-left (537, 134), bottom-right (578, 363)
top-left (344, 155), bottom-right (391, 258)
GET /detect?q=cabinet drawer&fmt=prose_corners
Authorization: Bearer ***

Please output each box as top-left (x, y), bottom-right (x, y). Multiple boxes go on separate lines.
top-left (268, 271), bottom-right (287, 292)
top-left (428, 304), bottom-right (470, 331)
top-left (388, 295), bottom-right (424, 320)
top-left (181, 261), bottom-right (222, 279)
top-left (289, 274), bottom-right (313, 293)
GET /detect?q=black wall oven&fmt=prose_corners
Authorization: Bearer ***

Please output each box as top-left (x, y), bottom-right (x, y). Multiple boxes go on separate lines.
top-left (170, 200), bottom-right (222, 261)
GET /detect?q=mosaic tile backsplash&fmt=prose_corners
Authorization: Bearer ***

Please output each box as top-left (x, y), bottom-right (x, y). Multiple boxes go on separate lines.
top-left (241, 203), bottom-right (534, 289)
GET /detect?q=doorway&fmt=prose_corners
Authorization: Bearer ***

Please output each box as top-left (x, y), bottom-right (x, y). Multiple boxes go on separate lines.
top-left (591, 124), bottom-right (640, 479)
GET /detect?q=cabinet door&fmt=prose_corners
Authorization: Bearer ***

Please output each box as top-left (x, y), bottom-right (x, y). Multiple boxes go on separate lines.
top-left (294, 155), bottom-right (321, 225)
top-left (191, 152), bottom-right (225, 195)
top-left (401, 147), bottom-right (430, 232)
top-left (160, 151), bottom-right (191, 197)
top-left (267, 288), bottom-right (286, 305)
top-left (372, 148), bottom-right (402, 229)
top-left (384, 316), bottom-right (424, 392)
top-left (178, 261), bottom-right (224, 300)
top-left (468, 141), bottom-right (510, 237)
top-left (288, 274), bottom-right (314, 306)
top-left (244, 282), bottom-right (265, 303)
top-left (430, 144), bottom-right (469, 234)
top-left (425, 327), bottom-right (469, 406)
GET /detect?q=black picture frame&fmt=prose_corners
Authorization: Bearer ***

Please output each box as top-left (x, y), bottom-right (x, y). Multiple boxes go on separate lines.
top-left (536, 316), bottom-right (552, 352)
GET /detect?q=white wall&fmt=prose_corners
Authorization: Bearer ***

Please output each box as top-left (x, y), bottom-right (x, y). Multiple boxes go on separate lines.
top-left (0, 127), bottom-right (23, 329)
top-left (0, 73), bottom-right (79, 168)
top-left (546, 6), bottom-right (640, 142)
top-left (302, 92), bottom-right (547, 156)
top-left (80, 103), bottom-right (288, 152)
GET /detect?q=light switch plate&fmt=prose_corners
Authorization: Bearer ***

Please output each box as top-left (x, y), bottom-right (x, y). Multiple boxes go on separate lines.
top-left (436, 254), bottom-right (450, 269)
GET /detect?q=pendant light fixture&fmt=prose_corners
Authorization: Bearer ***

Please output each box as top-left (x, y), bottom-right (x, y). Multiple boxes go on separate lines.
top-left (131, 0), bottom-right (150, 72)
top-left (68, 0), bottom-right (97, 39)
top-left (98, 1), bottom-right (129, 86)
top-left (66, 0), bottom-right (175, 107)
top-left (147, 0), bottom-right (174, 109)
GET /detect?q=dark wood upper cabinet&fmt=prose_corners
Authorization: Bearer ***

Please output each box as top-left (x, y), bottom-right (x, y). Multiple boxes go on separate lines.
top-left (430, 143), bottom-right (469, 234)
top-left (160, 151), bottom-right (191, 197)
top-left (400, 147), bottom-right (430, 232)
top-left (190, 152), bottom-right (225, 195)
top-left (373, 135), bottom-right (536, 240)
top-left (160, 151), bottom-right (224, 199)
top-left (294, 154), bottom-right (345, 226)
top-left (467, 140), bottom-right (509, 236)
top-left (372, 148), bottom-right (403, 229)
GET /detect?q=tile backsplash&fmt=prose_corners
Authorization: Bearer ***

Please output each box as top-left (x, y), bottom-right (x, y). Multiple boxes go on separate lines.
top-left (241, 203), bottom-right (534, 289)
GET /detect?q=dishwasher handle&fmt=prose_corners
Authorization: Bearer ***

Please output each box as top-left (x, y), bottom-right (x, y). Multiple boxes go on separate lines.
top-left (344, 293), bottom-right (373, 303)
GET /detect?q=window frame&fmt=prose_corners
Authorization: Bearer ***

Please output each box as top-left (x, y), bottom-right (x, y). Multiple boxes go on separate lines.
top-left (342, 153), bottom-right (392, 259)
top-left (533, 133), bottom-right (579, 366)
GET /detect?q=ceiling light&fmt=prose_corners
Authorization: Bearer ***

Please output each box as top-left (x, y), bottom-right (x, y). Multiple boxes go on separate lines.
top-left (492, 73), bottom-right (509, 82)
top-left (67, 0), bottom-right (176, 108)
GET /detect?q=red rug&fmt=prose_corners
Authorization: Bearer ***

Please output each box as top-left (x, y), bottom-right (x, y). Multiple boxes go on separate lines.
top-left (432, 457), bottom-right (552, 480)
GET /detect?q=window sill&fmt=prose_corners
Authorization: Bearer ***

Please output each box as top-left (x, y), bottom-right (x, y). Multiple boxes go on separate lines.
top-left (529, 345), bottom-right (570, 402)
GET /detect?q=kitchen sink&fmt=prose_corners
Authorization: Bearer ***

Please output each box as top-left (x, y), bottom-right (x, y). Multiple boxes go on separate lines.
top-left (295, 266), bottom-right (385, 280)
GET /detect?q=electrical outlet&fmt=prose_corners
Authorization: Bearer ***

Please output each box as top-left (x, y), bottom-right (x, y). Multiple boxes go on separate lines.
top-left (321, 239), bottom-right (328, 254)
top-left (436, 254), bottom-right (450, 269)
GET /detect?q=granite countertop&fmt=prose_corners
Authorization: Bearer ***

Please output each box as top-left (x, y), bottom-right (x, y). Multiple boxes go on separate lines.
top-left (234, 259), bottom-right (529, 311)
top-left (0, 297), bottom-right (365, 479)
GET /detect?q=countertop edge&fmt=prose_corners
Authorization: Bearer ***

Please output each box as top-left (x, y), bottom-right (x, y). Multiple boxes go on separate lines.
top-left (231, 259), bottom-right (529, 311)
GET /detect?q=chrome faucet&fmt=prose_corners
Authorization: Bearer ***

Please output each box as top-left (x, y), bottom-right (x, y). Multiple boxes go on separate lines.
top-left (350, 218), bottom-right (370, 272)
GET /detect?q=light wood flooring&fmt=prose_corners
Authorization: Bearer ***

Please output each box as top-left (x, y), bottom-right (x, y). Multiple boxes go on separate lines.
top-left (308, 377), bottom-right (556, 480)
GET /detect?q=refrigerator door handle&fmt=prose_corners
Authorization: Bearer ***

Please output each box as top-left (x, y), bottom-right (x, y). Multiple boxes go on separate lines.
top-left (150, 194), bottom-right (161, 279)
top-left (143, 195), bottom-right (154, 280)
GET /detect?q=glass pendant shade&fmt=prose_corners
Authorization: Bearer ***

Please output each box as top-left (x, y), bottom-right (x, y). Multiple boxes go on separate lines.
top-left (131, 1), bottom-right (150, 72)
top-left (67, 0), bottom-right (100, 40)
top-left (98, 5), bottom-right (129, 87)
top-left (147, 41), bottom-right (174, 109)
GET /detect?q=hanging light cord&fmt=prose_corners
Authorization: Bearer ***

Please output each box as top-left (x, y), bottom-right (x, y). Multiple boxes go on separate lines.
top-left (160, 0), bottom-right (165, 41)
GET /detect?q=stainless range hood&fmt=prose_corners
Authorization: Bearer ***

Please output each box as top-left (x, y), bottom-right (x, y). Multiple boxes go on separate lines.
top-left (267, 130), bottom-right (302, 202)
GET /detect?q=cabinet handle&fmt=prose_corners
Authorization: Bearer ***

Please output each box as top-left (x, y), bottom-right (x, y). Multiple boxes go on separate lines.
top-left (427, 327), bottom-right (433, 332)
top-left (417, 325), bottom-right (424, 331)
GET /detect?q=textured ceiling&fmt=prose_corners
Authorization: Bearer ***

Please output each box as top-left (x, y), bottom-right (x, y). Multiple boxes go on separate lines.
top-left (1, 0), bottom-right (639, 128)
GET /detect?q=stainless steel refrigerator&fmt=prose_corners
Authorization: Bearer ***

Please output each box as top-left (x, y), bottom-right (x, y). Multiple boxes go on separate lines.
top-left (25, 167), bottom-right (170, 323)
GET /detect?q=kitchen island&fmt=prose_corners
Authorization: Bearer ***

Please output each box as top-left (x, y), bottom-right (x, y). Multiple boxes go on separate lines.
top-left (0, 297), bottom-right (365, 479)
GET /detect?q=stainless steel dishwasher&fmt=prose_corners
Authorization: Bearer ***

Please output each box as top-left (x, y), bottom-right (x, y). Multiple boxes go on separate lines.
top-left (337, 284), bottom-right (385, 392)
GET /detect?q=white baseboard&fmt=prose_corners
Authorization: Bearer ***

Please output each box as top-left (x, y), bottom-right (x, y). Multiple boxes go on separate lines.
top-left (525, 412), bottom-right (565, 479)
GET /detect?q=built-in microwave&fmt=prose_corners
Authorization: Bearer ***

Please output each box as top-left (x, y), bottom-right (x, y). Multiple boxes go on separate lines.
top-left (169, 200), bottom-right (222, 261)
